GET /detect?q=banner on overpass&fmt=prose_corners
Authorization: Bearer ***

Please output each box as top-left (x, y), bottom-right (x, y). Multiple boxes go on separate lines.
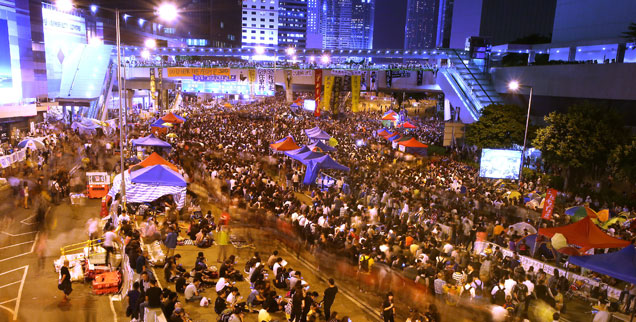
top-left (292, 70), bottom-right (313, 77)
top-left (351, 75), bottom-right (360, 112)
top-left (323, 76), bottom-right (334, 113)
top-left (167, 67), bottom-right (231, 78)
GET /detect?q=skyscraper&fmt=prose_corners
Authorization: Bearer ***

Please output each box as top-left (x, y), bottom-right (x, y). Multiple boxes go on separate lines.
top-left (278, 0), bottom-right (307, 48)
top-left (436, 0), bottom-right (454, 48)
top-left (321, 0), bottom-right (375, 49)
top-left (351, 0), bottom-right (375, 49)
top-left (306, 0), bottom-right (322, 48)
top-left (241, 0), bottom-right (279, 48)
top-left (404, 0), bottom-right (438, 49)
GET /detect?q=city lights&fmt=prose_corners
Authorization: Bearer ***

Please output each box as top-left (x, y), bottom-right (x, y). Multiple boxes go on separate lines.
top-left (321, 54), bottom-right (330, 64)
top-left (254, 46), bottom-right (265, 55)
top-left (286, 47), bottom-right (296, 56)
top-left (141, 49), bottom-right (150, 59)
top-left (144, 38), bottom-right (157, 49)
top-left (508, 80), bottom-right (520, 91)
top-left (55, 0), bottom-right (73, 12)
top-left (157, 3), bottom-right (178, 21)
top-left (90, 4), bottom-right (97, 13)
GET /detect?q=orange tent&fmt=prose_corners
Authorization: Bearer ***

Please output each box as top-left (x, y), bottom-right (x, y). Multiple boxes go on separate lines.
top-left (538, 216), bottom-right (631, 253)
top-left (134, 152), bottom-right (179, 172)
top-left (161, 112), bottom-right (185, 124)
top-left (381, 113), bottom-right (397, 121)
top-left (397, 138), bottom-right (429, 148)
top-left (270, 137), bottom-right (301, 151)
top-left (397, 121), bottom-right (416, 129)
top-left (150, 126), bottom-right (168, 136)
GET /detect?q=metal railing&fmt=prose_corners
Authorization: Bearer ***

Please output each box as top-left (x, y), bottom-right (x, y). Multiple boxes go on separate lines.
top-left (451, 49), bottom-right (495, 106)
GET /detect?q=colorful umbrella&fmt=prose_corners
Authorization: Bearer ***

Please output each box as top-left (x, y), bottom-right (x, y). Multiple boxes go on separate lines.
top-left (17, 138), bottom-right (45, 150)
top-left (551, 233), bottom-right (568, 250)
top-left (162, 122), bottom-right (174, 127)
top-left (166, 133), bottom-right (178, 138)
top-left (565, 206), bottom-right (597, 222)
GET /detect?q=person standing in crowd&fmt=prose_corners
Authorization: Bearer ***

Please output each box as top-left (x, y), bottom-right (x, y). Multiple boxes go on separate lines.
top-left (165, 226), bottom-right (178, 258)
top-left (216, 225), bottom-right (230, 263)
top-left (382, 292), bottom-right (395, 322)
top-left (323, 278), bottom-right (339, 320)
top-left (102, 226), bottom-right (119, 268)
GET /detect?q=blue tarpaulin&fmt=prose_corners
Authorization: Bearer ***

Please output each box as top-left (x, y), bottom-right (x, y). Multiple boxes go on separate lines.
top-left (308, 141), bottom-right (336, 152)
top-left (131, 164), bottom-right (187, 187)
top-left (131, 134), bottom-right (172, 148)
top-left (569, 245), bottom-right (636, 285)
top-left (303, 155), bottom-right (349, 185)
top-left (293, 151), bottom-right (325, 165)
top-left (284, 146), bottom-right (310, 157)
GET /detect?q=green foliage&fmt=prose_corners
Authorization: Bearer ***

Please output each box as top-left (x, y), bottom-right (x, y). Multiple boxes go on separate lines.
top-left (532, 102), bottom-right (625, 171)
top-left (427, 145), bottom-right (448, 156)
top-left (622, 22), bottom-right (636, 42)
top-left (466, 104), bottom-right (528, 149)
top-left (609, 137), bottom-right (636, 181)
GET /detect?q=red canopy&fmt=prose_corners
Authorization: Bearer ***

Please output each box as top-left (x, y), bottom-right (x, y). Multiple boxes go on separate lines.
top-left (397, 138), bottom-right (428, 148)
top-left (381, 114), bottom-right (397, 121)
top-left (538, 216), bottom-right (631, 253)
top-left (397, 121), bottom-right (416, 129)
top-left (134, 152), bottom-right (179, 172)
top-left (270, 137), bottom-right (301, 151)
top-left (161, 112), bottom-right (185, 124)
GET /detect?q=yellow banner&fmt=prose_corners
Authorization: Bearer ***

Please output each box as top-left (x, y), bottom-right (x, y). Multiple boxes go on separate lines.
top-left (248, 69), bottom-right (256, 83)
top-left (166, 68), bottom-right (231, 77)
top-left (323, 76), bottom-right (334, 112)
top-left (351, 75), bottom-right (361, 113)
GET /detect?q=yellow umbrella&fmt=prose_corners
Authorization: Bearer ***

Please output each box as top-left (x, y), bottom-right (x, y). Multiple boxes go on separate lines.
top-left (162, 122), bottom-right (174, 127)
top-left (551, 233), bottom-right (568, 250)
top-left (328, 137), bottom-right (338, 147)
top-left (596, 209), bottom-right (610, 222)
top-left (166, 133), bottom-right (177, 138)
top-left (505, 191), bottom-right (521, 200)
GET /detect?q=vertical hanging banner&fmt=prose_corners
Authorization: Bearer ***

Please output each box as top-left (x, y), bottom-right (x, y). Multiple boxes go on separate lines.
top-left (323, 75), bottom-right (334, 114)
top-left (541, 188), bottom-right (558, 220)
top-left (351, 75), bottom-right (361, 113)
top-left (285, 70), bottom-right (293, 103)
top-left (257, 68), bottom-right (267, 93)
top-left (248, 69), bottom-right (256, 97)
top-left (370, 71), bottom-right (377, 91)
top-left (314, 69), bottom-right (322, 117)
top-left (332, 76), bottom-right (342, 113)
top-left (149, 68), bottom-right (157, 110)
top-left (158, 68), bottom-right (164, 110)
top-left (266, 69), bottom-right (275, 92)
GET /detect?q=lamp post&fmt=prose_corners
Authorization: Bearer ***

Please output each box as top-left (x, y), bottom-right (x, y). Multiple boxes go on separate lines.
top-left (508, 80), bottom-right (533, 184)
top-left (56, 1), bottom-right (178, 222)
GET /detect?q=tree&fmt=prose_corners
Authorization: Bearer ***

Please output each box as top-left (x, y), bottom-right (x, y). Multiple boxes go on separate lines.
top-left (466, 104), bottom-right (528, 149)
top-left (533, 102), bottom-right (626, 189)
top-left (610, 137), bottom-right (636, 182)
top-left (622, 22), bottom-right (636, 42)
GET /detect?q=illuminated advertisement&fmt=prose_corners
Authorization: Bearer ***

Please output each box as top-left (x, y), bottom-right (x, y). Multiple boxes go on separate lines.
top-left (166, 68), bottom-right (230, 77)
top-left (42, 6), bottom-right (87, 97)
top-left (0, 20), bottom-right (12, 89)
top-left (193, 75), bottom-right (237, 82)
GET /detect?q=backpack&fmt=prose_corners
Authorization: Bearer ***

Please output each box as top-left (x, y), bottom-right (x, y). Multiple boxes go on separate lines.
top-left (274, 269), bottom-right (287, 289)
top-left (217, 309), bottom-right (233, 322)
top-left (460, 284), bottom-right (473, 298)
top-left (359, 255), bottom-right (370, 273)
top-left (492, 285), bottom-right (506, 305)
top-left (473, 280), bottom-right (484, 297)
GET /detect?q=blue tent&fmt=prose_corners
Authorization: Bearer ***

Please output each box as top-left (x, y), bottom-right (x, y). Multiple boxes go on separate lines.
top-left (308, 141), bottom-right (336, 152)
top-left (131, 134), bottom-right (172, 148)
top-left (304, 126), bottom-right (321, 135)
top-left (387, 134), bottom-right (402, 141)
top-left (131, 164), bottom-right (187, 187)
top-left (284, 146), bottom-right (310, 157)
top-left (569, 245), bottom-right (636, 285)
top-left (291, 150), bottom-right (325, 164)
top-left (307, 129), bottom-right (331, 140)
top-left (150, 118), bottom-right (167, 128)
top-left (303, 155), bottom-right (349, 185)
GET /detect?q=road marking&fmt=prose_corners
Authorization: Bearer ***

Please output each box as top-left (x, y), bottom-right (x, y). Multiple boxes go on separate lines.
top-left (108, 295), bottom-right (118, 322)
top-left (19, 215), bottom-right (35, 226)
top-left (279, 247), bottom-right (382, 321)
top-left (0, 265), bottom-right (28, 320)
top-left (0, 241), bottom-right (34, 250)
top-left (0, 281), bottom-right (21, 289)
top-left (0, 231), bottom-right (37, 237)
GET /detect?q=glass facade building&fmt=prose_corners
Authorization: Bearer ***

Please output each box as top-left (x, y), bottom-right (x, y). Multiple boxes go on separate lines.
top-left (278, 0), bottom-right (307, 48)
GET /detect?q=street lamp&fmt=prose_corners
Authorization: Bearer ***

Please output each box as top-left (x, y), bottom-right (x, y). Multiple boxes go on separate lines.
top-left (56, 0), bottom-right (178, 219)
top-left (254, 46), bottom-right (265, 55)
top-left (144, 38), bottom-right (157, 49)
top-left (321, 54), bottom-right (330, 64)
top-left (508, 80), bottom-right (533, 183)
top-left (286, 47), bottom-right (296, 56)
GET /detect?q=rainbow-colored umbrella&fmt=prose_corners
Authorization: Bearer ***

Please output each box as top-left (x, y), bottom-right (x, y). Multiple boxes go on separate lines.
top-left (565, 206), bottom-right (597, 222)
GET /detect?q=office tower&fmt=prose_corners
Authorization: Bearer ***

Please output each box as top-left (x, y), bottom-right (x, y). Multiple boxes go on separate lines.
top-left (278, 0), bottom-right (308, 48)
top-left (351, 0), bottom-right (375, 50)
top-left (241, 0), bottom-right (279, 48)
top-left (306, 0), bottom-right (321, 48)
top-left (322, 0), bottom-right (374, 49)
top-left (404, 0), bottom-right (438, 49)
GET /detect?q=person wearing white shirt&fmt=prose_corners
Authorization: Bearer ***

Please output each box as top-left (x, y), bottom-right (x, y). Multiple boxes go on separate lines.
top-left (522, 277), bottom-right (534, 296)
top-left (216, 277), bottom-right (229, 293)
top-left (504, 275), bottom-right (517, 297)
top-left (185, 280), bottom-right (202, 302)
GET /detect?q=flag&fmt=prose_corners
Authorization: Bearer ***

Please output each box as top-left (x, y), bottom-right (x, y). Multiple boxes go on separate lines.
top-left (541, 188), bottom-right (557, 220)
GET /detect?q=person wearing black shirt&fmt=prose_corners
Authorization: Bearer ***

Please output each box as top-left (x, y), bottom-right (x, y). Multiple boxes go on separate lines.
top-left (215, 289), bottom-right (229, 314)
top-left (140, 279), bottom-right (163, 320)
top-left (59, 260), bottom-right (72, 302)
top-left (290, 285), bottom-right (305, 322)
top-left (175, 273), bottom-right (189, 293)
top-left (323, 279), bottom-right (339, 320)
top-left (382, 292), bottom-right (395, 322)
top-left (301, 291), bottom-right (317, 322)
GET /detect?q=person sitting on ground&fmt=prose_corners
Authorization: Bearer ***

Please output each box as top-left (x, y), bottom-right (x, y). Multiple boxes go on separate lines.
top-left (184, 279), bottom-right (203, 302)
top-left (215, 288), bottom-right (229, 315)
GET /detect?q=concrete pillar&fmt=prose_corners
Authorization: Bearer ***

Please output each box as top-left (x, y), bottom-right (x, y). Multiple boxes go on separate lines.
top-left (568, 46), bottom-right (577, 62)
top-left (162, 89), bottom-right (169, 110)
top-left (527, 51), bottom-right (536, 65)
top-left (617, 43), bottom-right (626, 63)
top-left (126, 89), bottom-right (134, 110)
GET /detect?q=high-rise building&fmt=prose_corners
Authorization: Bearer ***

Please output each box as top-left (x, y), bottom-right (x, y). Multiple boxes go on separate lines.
top-left (321, 0), bottom-right (375, 49)
top-left (404, 0), bottom-right (438, 49)
top-left (449, 0), bottom-right (556, 48)
top-left (208, 0), bottom-right (242, 48)
top-left (241, 0), bottom-right (279, 48)
top-left (278, 0), bottom-right (307, 48)
top-left (435, 0), bottom-right (454, 48)
top-left (351, 0), bottom-right (375, 50)
top-left (306, 0), bottom-right (322, 48)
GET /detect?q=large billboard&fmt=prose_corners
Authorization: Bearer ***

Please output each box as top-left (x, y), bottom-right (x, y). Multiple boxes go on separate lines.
top-left (479, 149), bottom-right (522, 180)
top-left (42, 6), bottom-right (87, 98)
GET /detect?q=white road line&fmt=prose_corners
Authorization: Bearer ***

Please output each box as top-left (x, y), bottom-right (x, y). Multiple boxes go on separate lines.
top-left (0, 281), bottom-right (21, 289)
top-left (0, 241), bottom-right (34, 250)
top-left (0, 266), bottom-right (28, 277)
top-left (0, 251), bottom-right (32, 263)
top-left (13, 265), bottom-right (27, 320)
top-left (0, 299), bottom-right (15, 305)
top-left (0, 231), bottom-right (37, 237)
top-left (108, 295), bottom-right (118, 322)
top-left (19, 215), bottom-right (35, 226)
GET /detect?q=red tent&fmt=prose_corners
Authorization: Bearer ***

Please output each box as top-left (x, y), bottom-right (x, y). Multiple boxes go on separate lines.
top-left (134, 152), bottom-right (179, 172)
top-left (161, 112), bottom-right (185, 124)
top-left (397, 138), bottom-right (429, 148)
top-left (270, 137), bottom-right (301, 151)
top-left (397, 121), bottom-right (416, 129)
top-left (381, 113), bottom-right (397, 121)
top-left (538, 216), bottom-right (631, 253)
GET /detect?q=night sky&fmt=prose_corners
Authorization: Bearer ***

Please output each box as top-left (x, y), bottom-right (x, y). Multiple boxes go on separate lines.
top-left (373, 0), bottom-right (408, 49)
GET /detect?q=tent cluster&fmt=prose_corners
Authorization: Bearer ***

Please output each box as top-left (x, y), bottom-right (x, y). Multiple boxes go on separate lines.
top-left (151, 112), bottom-right (186, 135)
top-left (377, 128), bottom-right (428, 156)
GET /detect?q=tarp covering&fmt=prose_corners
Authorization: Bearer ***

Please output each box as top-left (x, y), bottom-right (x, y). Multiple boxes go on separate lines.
top-left (387, 134), bottom-right (402, 141)
top-left (131, 134), bottom-right (172, 148)
top-left (161, 112), bottom-right (185, 124)
top-left (377, 129), bottom-right (391, 136)
top-left (397, 121), bottom-right (416, 129)
top-left (308, 141), bottom-right (336, 152)
top-left (108, 171), bottom-right (186, 209)
top-left (131, 164), bottom-right (187, 187)
top-left (270, 136), bottom-right (301, 151)
top-left (381, 114), bottom-right (397, 121)
top-left (569, 245), bottom-right (636, 285)
top-left (379, 131), bottom-right (395, 138)
top-left (307, 129), bottom-right (331, 140)
top-left (303, 155), bottom-right (350, 185)
top-left (284, 146), bottom-right (311, 157)
top-left (304, 126), bottom-right (322, 135)
top-left (383, 110), bottom-right (397, 117)
top-left (291, 150), bottom-right (325, 164)
top-left (135, 152), bottom-right (179, 172)
top-left (538, 216), bottom-right (631, 253)
top-left (398, 138), bottom-right (429, 148)
top-left (151, 119), bottom-right (168, 128)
